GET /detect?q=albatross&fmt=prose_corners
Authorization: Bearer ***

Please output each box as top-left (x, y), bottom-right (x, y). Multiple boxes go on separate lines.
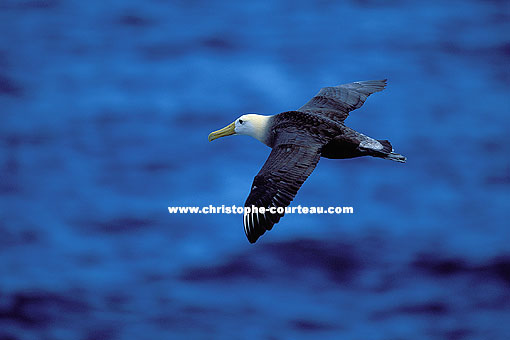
top-left (208, 79), bottom-right (406, 243)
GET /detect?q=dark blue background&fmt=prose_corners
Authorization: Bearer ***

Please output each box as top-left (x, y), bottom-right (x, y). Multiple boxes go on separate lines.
top-left (1, 1), bottom-right (509, 339)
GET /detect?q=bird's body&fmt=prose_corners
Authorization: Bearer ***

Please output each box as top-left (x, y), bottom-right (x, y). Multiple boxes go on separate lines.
top-left (208, 79), bottom-right (406, 243)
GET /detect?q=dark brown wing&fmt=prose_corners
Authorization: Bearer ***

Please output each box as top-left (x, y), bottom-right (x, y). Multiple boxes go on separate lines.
top-left (298, 79), bottom-right (387, 123)
top-left (243, 135), bottom-right (322, 243)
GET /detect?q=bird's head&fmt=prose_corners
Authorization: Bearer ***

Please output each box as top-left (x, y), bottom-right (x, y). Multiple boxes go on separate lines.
top-left (208, 114), bottom-right (271, 144)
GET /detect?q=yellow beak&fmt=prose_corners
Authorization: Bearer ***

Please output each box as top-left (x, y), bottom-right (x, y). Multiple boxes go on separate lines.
top-left (208, 122), bottom-right (236, 142)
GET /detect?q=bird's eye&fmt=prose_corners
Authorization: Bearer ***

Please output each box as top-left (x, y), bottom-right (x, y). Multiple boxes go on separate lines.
top-left (238, 119), bottom-right (244, 124)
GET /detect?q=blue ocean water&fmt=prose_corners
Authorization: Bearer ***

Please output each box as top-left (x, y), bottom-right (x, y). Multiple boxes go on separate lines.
top-left (1, 0), bottom-right (509, 339)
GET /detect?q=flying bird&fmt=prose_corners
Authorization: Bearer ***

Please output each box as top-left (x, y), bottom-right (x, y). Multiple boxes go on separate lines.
top-left (208, 79), bottom-right (406, 243)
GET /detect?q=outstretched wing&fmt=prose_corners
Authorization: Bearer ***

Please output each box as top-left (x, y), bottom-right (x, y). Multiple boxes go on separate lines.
top-left (243, 135), bottom-right (323, 243)
top-left (298, 79), bottom-right (387, 123)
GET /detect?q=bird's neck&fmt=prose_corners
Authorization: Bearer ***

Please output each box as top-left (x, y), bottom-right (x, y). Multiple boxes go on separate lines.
top-left (248, 114), bottom-right (273, 146)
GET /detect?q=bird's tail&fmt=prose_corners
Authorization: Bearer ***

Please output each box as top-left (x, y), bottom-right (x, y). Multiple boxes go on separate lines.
top-left (377, 139), bottom-right (407, 163)
top-left (383, 152), bottom-right (407, 163)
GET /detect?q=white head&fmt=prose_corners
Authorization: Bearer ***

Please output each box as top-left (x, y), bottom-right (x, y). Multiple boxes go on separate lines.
top-left (208, 113), bottom-right (271, 145)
